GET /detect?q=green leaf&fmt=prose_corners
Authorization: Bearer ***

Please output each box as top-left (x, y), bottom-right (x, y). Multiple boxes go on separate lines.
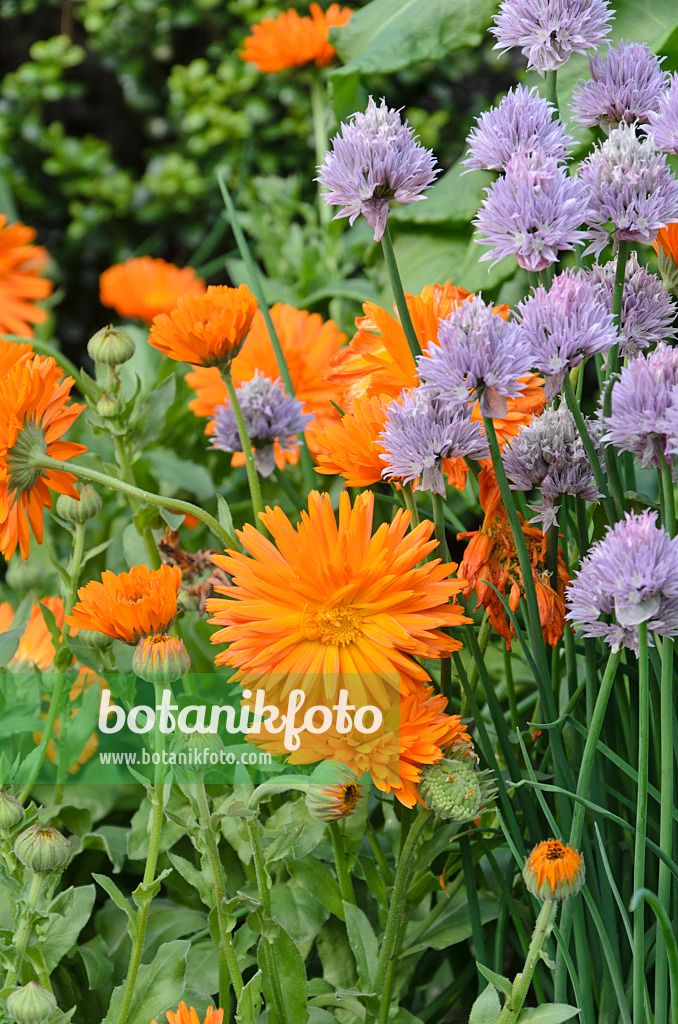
top-left (403, 890), bottom-right (499, 954)
top-left (78, 936), bottom-right (114, 990)
top-left (343, 902), bottom-right (379, 990)
top-left (518, 1007), bottom-right (580, 1023)
top-left (216, 494), bottom-right (235, 540)
top-left (41, 885), bottom-right (96, 971)
top-left (270, 880), bottom-right (329, 946)
top-left (0, 595), bottom-right (33, 667)
top-left (235, 968), bottom-right (263, 1024)
top-left (392, 158), bottom-right (492, 226)
top-left (93, 873), bottom-right (137, 942)
top-left (146, 447), bottom-right (215, 500)
top-left (331, 0), bottom-right (498, 76)
top-left (286, 858), bottom-right (344, 920)
top-left (477, 963), bottom-right (513, 998)
top-left (122, 523), bottom-right (152, 569)
top-left (259, 926), bottom-right (309, 1024)
top-left (469, 984), bottom-right (501, 1024)
top-left (392, 230), bottom-right (515, 297)
top-left (168, 851), bottom-right (214, 909)
top-left (103, 939), bottom-right (190, 1024)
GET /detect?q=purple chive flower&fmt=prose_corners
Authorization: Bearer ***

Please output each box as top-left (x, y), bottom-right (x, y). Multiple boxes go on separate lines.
top-left (648, 73), bottom-right (678, 155)
top-left (464, 84), bottom-right (573, 173)
top-left (417, 294), bottom-right (533, 418)
top-left (566, 509), bottom-right (678, 654)
top-left (474, 150), bottom-right (589, 272)
top-left (503, 408), bottom-right (602, 531)
top-left (578, 122), bottom-right (678, 257)
top-left (491, 0), bottom-right (613, 76)
top-left (316, 96), bottom-right (439, 242)
top-left (570, 41), bottom-right (667, 130)
top-left (378, 388), bottom-right (489, 496)
top-left (515, 267), bottom-right (617, 399)
top-left (211, 372), bottom-right (312, 477)
top-left (603, 342), bottom-right (678, 469)
top-left (588, 252), bottom-right (677, 357)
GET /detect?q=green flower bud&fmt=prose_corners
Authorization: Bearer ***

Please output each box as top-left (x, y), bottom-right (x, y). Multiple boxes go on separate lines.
top-left (56, 484), bottom-right (102, 524)
top-left (14, 824), bottom-right (71, 872)
top-left (132, 634), bottom-right (191, 684)
top-left (418, 757), bottom-right (495, 823)
top-left (305, 762), bottom-right (363, 821)
top-left (657, 248), bottom-right (678, 297)
top-left (0, 790), bottom-right (24, 830)
top-left (95, 392), bottom-right (119, 418)
top-left (5, 556), bottom-right (55, 593)
top-left (88, 325), bottom-right (135, 366)
top-left (6, 982), bottom-right (57, 1023)
top-left (75, 628), bottom-right (113, 650)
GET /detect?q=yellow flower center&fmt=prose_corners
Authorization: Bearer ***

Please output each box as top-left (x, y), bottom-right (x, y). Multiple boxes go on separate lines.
top-left (315, 605), bottom-right (362, 646)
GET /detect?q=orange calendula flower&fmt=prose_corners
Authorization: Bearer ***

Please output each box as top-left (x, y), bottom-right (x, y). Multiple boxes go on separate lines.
top-left (458, 466), bottom-right (569, 650)
top-left (153, 1003), bottom-right (224, 1024)
top-left (2, 596), bottom-right (64, 670)
top-left (242, 3), bottom-right (352, 72)
top-left (315, 393), bottom-right (391, 486)
top-left (100, 257), bottom-right (205, 324)
top-left (0, 215), bottom-right (53, 337)
top-left (0, 355), bottom-right (86, 560)
top-left (524, 839), bottom-right (585, 901)
top-left (305, 762), bottom-right (364, 821)
top-left (208, 490), bottom-right (471, 709)
top-left (149, 284), bottom-right (257, 367)
top-left (654, 222), bottom-right (678, 262)
top-left (66, 564), bottom-right (182, 643)
top-left (186, 303), bottom-right (346, 463)
top-left (0, 337), bottom-right (33, 377)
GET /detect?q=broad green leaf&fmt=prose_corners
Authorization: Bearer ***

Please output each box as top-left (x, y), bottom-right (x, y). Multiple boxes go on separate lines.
top-left (146, 447), bottom-right (215, 500)
top-left (469, 984), bottom-right (501, 1024)
top-left (258, 925), bottom-right (309, 1024)
top-left (41, 885), bottom-right (96, 971)
top-left (93, 873), bottom-right (137, 942)
top-left (270, 880), bottom-right (329, 946)
top-left (236, 968), bottom-right (263, 1024)
top-left (518, 1006), bottom-right (580, 1023)
top-left (392, 231), bottom-right (515, 297)
top-left (286, 857), bottom-right (344, 920)
top-left (392, 158), bottom-right (492, 227)
top-left (331, 0), bottom-right (498, 76)
top-left (78, 936), bottom-right (114, 990)
top-left (343, 902), bottom-right (379, 990)
top-left (103, 938), bottom-right (190, 1024)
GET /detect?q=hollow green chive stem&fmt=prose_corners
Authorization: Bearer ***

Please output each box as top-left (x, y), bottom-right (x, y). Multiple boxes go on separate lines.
top-left (380, 223), bottom-right (422, 361)
top-left (655, 635), bottom-right (674, 1024)
top-left (633, 620), bottom-right (650, 1024)
top-left (562, 374), bottom-right (618, 524)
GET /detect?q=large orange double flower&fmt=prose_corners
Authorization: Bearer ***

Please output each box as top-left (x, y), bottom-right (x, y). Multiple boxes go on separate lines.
top-left (0, 215), bottom-right (53, 337)
top-left (242, 4), bottom-right (352, 72)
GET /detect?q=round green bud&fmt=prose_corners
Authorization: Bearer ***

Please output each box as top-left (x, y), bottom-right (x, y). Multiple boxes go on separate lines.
top-left (6, 982), bottom-right (57, 1023)
top-left (418, 757), bottom-right (494, 823)
top-left (5, 556), bottom-right (54, 593)
top-left (132, 634), bottom-right (191, 684)
top-left (75, 628), bottom-right (113, 651)
top-left (0, 790), bottom-right (24, 830)
top-left (657, 248), bottom-right (678, 297)
top-left (14, 824), bottom-right (71, 873)
top-left (95, 392), bottom-right (119, 418)
top-left (87, 325), bottom-right (135, 366)
top-left (56, 484), bottom-right (102, 524)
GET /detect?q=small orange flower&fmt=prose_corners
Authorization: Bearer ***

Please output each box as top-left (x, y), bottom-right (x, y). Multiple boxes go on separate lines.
top-left (153, 1003), bottom-right (224, 1024)
top-left (208, 490), bottom-right (471, 710)
top-left (100, 257), bottom-right (205, 324)
top-left (66, 564), bottom-right (182, 643)
top-left (458, 466), bottom-right (569, 649)
top-left (186, 303), bottom-right (346, 464)
top-left (306, 762), bottom-right (363, 821)
top-left (149, 284), bottom-right (257, 367)
top-left (654, 223), bottom-right (678, 263)
top-left (0, 355), bottom-right (86, 560)
top-left (315, 393), bottom-right (391, 486)
top-left (242, 3), bottom-right (352, 72)
top-left (524, 839), bottom-right (585, 900)
top-left (0, 214), bottom-right (53, 337)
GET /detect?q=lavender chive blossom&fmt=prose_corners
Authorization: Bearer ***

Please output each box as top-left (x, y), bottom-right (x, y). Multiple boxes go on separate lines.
top-left (378, 389), bottom-right (489, 496)
top-left (464, 85), bottom-right (573, 173)
top-left (491, 0), bottom-right (613, 75)
top-left (417, 295), bottom-right (533, 418)
top-left (211, 373), bottom-right (312, 478)
top-left (474, 151), bottom-right (589, 272)
top-left (603, 342), bottom-right (678, 469)
top-left (316, 96), bottom-right (439, 243)
top-left (588, 253), bottom-right (677, 358)
top-left (648, 73), bottom-right (678, 155)
top-left (566, 510), bottom-right (678, 655)
top-left (570, 41), bottom-right (668, 130)
top-left (516, 267), bottom-right (617, 399)
top-left (578, 122), bottom-right (678, 258)
top-left (503, 408), bottom-right (602, 531)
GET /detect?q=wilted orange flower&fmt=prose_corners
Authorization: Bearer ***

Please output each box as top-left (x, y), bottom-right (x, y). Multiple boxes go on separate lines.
top-left (100, 257), bottom-right (205, 324)
top-left (153, 1003), bottom-right (224, 1024)
top-left (242, 3), bottom-right (352, 72)
top-left (458, 466), bottom-right (569, 649)
top-left (0, 356), bottom-right (86, 560)
top-left (66, 564), bottom-right (182, 642)
top-left (524, 840), bottom-right (585, 900)
top-left (186, 303), bottom-right (346, 464)
top-left (208, 490), bottom-right (471, 709)
top-left (0, 214), bottom-right (53, 337)
top-left (0, 337), bottom-right (33, 377)
top-left (149, 284), bottom-right (257, 366)
top-left (654, 223), bottom-right (678, 263)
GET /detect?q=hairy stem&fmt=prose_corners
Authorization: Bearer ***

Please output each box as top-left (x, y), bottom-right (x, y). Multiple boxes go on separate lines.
top-left (222, 367), bottom-right (265, 530)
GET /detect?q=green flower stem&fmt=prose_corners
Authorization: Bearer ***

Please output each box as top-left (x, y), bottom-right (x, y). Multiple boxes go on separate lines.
top-left (328, 821), bottom-right (356, 906)
top-left (601, 240), bottom-right (631, 516)
top-left (563, 373), bottom-right (618, 523)
top-left (555, 645), bottom-right (622, 999)
top-left (546, 522), bottom-right (559, 590)
top-left (112, 435), bottom-right (161, 569)
top-left (545, 70), bottom-right (559, 112)
top-left (381, 224), bottom-right (422, 361)
top-left (194, 785), bottom-right (244, 1006)
top-left (216, 171), bottom-right (317, 493)
top-left (400, 481), bottom-right (420, 528)
top-left (497, 899), bottom-right (559, 1023)
top-left (221, 367), bottom-right (265, 531)
top-left (65, 519), bottom-right (86, 615)
top-left (32, 454), bottom-right (239, 550)
top-left (633, 620), bottom-right (650, 1024)
top-left (4, 334), bottom-right (97, 401)
top-left (311, 76), bottom-right (330, 225)
top-left (431, 491), bottom-right (452, 703)
top-left (655, 635), bottom-right (674, 1024)
top-left (116, 682), bottom-right (166, 1024)
top-left (366, 807), bottom-right (432, 1024)
top-left (659, 449), bottom-right (677, 538)
top-left (245, 815), bottom-right (290, 1024)
top-left (6, 872), bottom-right (44, 987)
